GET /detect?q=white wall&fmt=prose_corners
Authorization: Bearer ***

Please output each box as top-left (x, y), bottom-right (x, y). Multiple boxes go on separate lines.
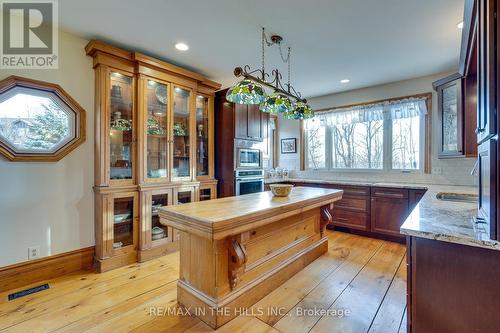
top-left (0, 30), bottom-right (94, 266)
top-left (277, 72), bottom-right (477, 186)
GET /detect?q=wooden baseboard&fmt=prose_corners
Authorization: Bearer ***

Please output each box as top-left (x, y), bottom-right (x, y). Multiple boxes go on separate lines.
top-left (138, 241), bottom-right (179, 263)
top-left (95, 250), bottom-right (137, 273)
top-left (0, 246), bottom-right (95, 293)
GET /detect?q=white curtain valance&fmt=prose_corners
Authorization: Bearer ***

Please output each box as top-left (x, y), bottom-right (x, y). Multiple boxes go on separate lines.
top-left (314, 97), bottom-right (428, 127)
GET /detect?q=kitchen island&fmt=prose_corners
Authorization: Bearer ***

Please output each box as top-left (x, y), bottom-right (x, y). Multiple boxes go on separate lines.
top-left (158, 186), bottom-right (343, 328)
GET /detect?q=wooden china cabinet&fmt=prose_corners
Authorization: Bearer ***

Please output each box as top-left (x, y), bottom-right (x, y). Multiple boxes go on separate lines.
top-left (86, 41), bottom-right (220, 272)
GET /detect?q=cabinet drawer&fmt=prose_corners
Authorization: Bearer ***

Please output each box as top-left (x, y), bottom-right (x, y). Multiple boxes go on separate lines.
top-left (337, 185), bottom-right (370, 196)
top-left (334, 196), bottom-right (369, 213)
top-left (332, 210), bottom-right (369, 231)
top-left (371, 187), bottom-right (409, 199)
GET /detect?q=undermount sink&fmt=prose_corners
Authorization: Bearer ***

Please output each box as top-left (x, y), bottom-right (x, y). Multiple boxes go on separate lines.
top-left (436, 192), bottom-right (478, 203)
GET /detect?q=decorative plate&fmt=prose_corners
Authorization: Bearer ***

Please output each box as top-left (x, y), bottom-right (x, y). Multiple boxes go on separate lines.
top-left (155, 85), bottom-right (168, 105)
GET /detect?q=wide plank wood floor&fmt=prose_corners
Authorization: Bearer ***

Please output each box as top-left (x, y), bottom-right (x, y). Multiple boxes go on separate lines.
top-left (0, 231), bottom-right (407, 333)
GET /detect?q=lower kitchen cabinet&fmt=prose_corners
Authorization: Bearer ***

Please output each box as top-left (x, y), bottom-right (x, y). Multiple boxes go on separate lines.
top-left (370, 187), bottom-right (409, 237)
top-left (331, 185), bottom-right (371, 231)
top-left (271, 181), bottom-right (426, 240)
top-left (407, 236), bottom-right (500, 332)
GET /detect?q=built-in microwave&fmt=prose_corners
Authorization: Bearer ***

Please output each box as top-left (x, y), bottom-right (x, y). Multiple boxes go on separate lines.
top-left (236, 148), bottom-right (262, 168)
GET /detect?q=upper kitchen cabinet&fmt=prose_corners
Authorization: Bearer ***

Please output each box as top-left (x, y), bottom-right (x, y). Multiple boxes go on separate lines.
top-left (476, 0), bottom-right (496, 143)
top-left (433, 73), bottom-right (477, 158)
top-left (234, 102), bottom-right (266, 141)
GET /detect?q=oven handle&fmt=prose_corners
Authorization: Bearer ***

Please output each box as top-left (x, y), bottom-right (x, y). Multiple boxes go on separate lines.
top-left (235, 178), bottom-right (264, 182)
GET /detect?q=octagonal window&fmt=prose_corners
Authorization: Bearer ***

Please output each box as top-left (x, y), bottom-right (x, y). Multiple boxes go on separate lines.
top-left (0, 76), bottom-right (86, 161)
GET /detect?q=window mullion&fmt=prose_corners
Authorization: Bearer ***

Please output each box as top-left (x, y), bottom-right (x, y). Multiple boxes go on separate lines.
top-left (325, 126), bottom-right (332, 170)
top-left (383, 116), bottom-right (392, 171)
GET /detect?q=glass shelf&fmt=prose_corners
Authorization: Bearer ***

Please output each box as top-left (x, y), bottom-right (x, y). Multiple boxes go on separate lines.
top-left (196, 95), bottom-right (209, 177)
top-left (173, 87), bottom-right (191, 179)
top-left (151, 193), bottom-right (169, 242)
top-left (146, 80), bottom-right (168, 180)
top-left (109, 72), bottom-right (133, 181)
top-left (113, 196), bottom-right (134, 248)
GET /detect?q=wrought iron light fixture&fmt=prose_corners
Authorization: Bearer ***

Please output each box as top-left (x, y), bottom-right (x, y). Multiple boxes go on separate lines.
top-left (226, 28), bottom-right (314, 120)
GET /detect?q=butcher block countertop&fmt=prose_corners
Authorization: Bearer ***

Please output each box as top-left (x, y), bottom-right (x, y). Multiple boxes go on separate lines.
top-left (158, 186), bottom-right (343, 240)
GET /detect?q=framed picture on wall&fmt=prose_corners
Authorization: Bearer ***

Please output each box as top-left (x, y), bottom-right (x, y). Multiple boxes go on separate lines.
top-left (281, 138), bottom-right (297, 154)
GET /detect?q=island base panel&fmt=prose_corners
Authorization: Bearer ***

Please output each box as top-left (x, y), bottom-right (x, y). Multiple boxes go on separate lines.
top-left (177, 237), bottom-right (328, 328)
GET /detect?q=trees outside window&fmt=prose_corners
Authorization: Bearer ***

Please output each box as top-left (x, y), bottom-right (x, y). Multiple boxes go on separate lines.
top-left (305, 97), bottom-right (427, 171)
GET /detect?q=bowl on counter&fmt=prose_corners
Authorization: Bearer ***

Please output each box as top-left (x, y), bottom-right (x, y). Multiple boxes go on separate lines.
top-left (269, 183), bottom-right (294, 197)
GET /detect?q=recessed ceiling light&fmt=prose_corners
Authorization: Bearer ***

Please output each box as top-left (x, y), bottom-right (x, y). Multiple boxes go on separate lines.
top-left (457, 21), bottom-right (464, 29)
top-left (340, 79), bottom-right (350, 83)
top-left (175, 42), bottom-right (189, 51)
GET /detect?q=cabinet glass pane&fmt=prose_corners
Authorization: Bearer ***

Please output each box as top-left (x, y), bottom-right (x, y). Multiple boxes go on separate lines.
top-left (173, 87), bottom-right (191, 178)
top-left (177, 190), bottom-right (192, 204)
top-left (442, 84), bottom-right (458, 152)
top-left (151, 193), bottom-right (169, 242)
top-left (146, 80), bottom-right (168, 179)
top-left (113, 197), bottom-right (134, 248)
top-left (196, 96), bottom-right (209, 176)
top-left (200, 188), bottom-right (211, 201)
top-left (110, 72), bottom-right (133, 180)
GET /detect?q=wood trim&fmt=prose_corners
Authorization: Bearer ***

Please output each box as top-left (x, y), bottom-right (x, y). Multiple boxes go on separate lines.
top-left (459, 0), bottom-right (477, 75)
top-left (432, 73), bottom-right (462, 90)
top-left (85, 40), bottom-right (221, 90)
top-left (313, 92), bottom-right (433, 113)
top-left (299, 119), bottom-right (305, 170)
top-left (0, 247), bottom-right (94, 293)
top-left (424, 95), bottom-right (432, 174)
top-left (0, 76), bottom-right (87, 162)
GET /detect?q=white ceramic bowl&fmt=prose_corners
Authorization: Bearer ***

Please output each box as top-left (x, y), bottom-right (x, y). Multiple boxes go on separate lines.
top-left (269, 184), bottom-right (294, 197)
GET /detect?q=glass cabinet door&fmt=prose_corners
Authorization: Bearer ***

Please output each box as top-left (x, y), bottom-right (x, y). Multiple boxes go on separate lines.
top-left (113, 196), bottom-right (134, 249)
top-left (172, 87), bottom-right (191, 179)
top-left (176, 189), bottom-right (192, 204)
top-left (109, 72), bottom-right (134, 181)
top-left (438, 79), bottom-right (463, 157)
top-left (199, 187), bottom-right (212, 201)
top-left (196, 95), bottom-right (209, 177)
top-left (146, 80), bottom-right (169, 180)
top-left (151, 193), bottom-right (170, 242)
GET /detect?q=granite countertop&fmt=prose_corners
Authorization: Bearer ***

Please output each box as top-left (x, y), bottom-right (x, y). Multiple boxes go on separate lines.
top-left (265, 177), bottom-right (500, 251)
top-left (264, 177), bottom-right (428, 189)
top-left (400, 185), bottom-right (500, 251)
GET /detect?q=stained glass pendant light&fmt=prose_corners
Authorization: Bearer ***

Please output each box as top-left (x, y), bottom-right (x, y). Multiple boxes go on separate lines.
top-left (228, 28), bottom-right (315, 120)
top-left (260, 91), bottom-right (293, 114)
top-left (284, 101), bottom-right (314, 119)
top-left (226, 79), bottom-right (266, 104)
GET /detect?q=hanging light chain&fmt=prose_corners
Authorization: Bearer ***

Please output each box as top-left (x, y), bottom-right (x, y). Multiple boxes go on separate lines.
top-left (261, 28), bottom-right (266, 80)
top-left (287, 47), bottom-right (291, 90)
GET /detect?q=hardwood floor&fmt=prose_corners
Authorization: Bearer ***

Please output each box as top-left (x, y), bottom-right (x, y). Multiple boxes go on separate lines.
top-left (0, 231), bottom-right (407, 333)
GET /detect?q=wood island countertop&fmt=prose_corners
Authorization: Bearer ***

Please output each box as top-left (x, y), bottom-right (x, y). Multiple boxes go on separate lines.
top-left (158, 186), bottom-right (343, 240)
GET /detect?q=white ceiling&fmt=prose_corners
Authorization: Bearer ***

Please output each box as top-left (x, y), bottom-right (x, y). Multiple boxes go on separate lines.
top-left (59, 0), bottom-right (464, 98)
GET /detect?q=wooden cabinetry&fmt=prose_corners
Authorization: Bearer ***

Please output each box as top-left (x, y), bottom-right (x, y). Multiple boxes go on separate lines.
top-left (370, 187), bottom-right (409, 237)
top-left (433, 73), bottom-right (477, 158)
top-left (281, 181), bottom-right (426, 240)
top-left (407, 236), bottom-right (500, 332)
top-left (87, 40), bottom-right (220, 271)
top-left (234, 103), bottom-right (264, 141)
top-left (331, 185), bottom-right (370, 231)
top-left (214, 89), bottom-right (269, 197)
